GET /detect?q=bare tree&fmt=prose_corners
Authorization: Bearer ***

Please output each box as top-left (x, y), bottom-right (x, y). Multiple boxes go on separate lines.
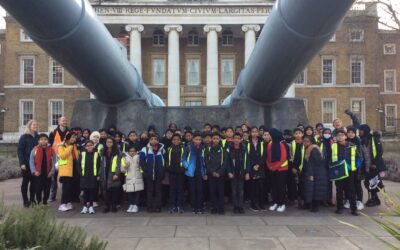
top-left (357, 0), bottom-right (400, 30)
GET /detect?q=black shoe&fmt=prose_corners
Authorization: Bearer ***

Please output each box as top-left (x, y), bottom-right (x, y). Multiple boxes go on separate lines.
top-left (250, 205), bottom-right (259, 212)
top-left (238, 207), bottom-right (245, 214)
top-left (30, 201), bottom-right (37, 208)
top-left (111, 207), bottom-right (118, 213)
top-left (42, 201), bottom-right (48, 205)
top-left (192, 208), bottom-right (197, 214)
top-left (211, 208), bottom-right (218, 214)
top-left (199, 208), bottom-right (206, 214)
top-left (218, 209), bottom-right (225, 215)
top-left (365, 199), bottom-right (375, 207)
top-left (375, 198), bottom-right (381, 206)
top-left (335, 208), bottom-right (343, 214)
top-left (23, 201), bottom-right (30, 208)
top-left (103, 207), bottom-right (110, 213)
top-left (351, 210), bottom-right (359, 216)
top-left (259, 205), bottom-right (266, 211)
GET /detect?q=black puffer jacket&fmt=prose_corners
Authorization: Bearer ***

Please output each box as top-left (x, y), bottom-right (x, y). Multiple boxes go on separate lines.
top-left (17, 133), bottom-right (38, 169)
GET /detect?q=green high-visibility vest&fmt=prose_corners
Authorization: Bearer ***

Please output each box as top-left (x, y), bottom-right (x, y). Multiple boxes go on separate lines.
top-left (331, 143), bottom-right (356, 171)
top-left (111, 155), bottom-right (125, 173)
top-left (168, 147), bottom-right (184, 168)
top-left (81, 152), bottom-right (98, 176)
top-left (290, 140), bottom-right (304, 172)
top-left (247, 141), bottom-right (264, 157)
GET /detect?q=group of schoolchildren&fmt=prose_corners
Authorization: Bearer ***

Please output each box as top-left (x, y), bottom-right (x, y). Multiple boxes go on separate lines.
top-left (21, 113), bottom-right (386, 216)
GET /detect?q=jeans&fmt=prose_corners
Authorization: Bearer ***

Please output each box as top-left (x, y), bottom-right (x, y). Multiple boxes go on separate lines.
top-left (35, 175), bottom-right (51, 204)
top-left (188, 175), bottom-right (203, 210)
top-left (209, 176), bottom-right (224, 211)
top-left (251, 178), bottom-right (265, 207)
top-left (128, 192), bottom-right (140, 206)
top-left (49, 170), bottom-right (58, 200)
top-left (271, 171), bottom-right (287, 206)
top-left (21, 169), bottom-right (35, 203)
top-left (145, 177), bottom-right (162, 209)
top-left (169, 174), bottom-right (184, 208)
top-left (336, 171), bottom-right (356, 211)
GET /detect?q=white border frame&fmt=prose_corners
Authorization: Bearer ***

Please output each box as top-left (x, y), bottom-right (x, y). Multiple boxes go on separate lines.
top-left (151, 54), bottom-right (167, 86)
top-left (383, 43), bottom-right (396, 55)
top-left (350, 55), bottom-right (365, 85)
top-left (20, 29), bottom-right (33, 43)
top-left (49, 57), bottom-right (64, 85)
top-left (350, 98), bottom-right (366, 124)
top-left (349, 29), bottom-right (364, 42)
top-left (19, 55), bottom-right (35, 85)
top-left (48, 99), bottom-right (64, 130)
top-left (220, 54), bottom-right (236, 86)
top-left (384, 69), bottom-right (397, 92)
top-left (19, 99), bottom-right (35, 128)
top-left (321, 56), bottom-right (336, 85)
top-left (294, 68), bottom-right (308, 85)
top-left (385, 104), bottom-right (397, 129)
top-left (186, 55), bottom-right (201, 86)
top-left (321, 98), bottom-right (337, 126)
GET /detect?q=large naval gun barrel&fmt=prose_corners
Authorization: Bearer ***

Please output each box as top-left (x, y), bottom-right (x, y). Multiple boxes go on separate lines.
top-left (0, 0), bottom-right (163, 106)
top-left (229, 0), bottom-right (355, 104)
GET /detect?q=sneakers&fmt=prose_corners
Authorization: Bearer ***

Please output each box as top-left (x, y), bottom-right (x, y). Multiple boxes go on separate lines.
top-left (277, 205), bottom-right (286, 213)
top-left (66, 203), bottom-right (73, 211)
top-left (177, 207), bottom-right (184, 214)
top-left (356, 200), bottom-right (364, 211)
top-left (343, 200), bottom-right (350, 209)
top-left (238, 207), bottom-right (245, 214)
top-left (81, 206), bottom-right (89, 214)
top-left (93, 202), bottom-right (99, 208)
top-left (269, 203), bottom-right (278, 211)
top-left (58, 204), bottom-right (69, 212)
top-left (127, 205), bottom-right (134, 213)
top-left (250, 205), bottom-right (260, 212)
top-left (88, 206), bottom-right (95, 214)
top-left (131, 205), bottom-right (139, 213)
top-left (169, 207), bottom-right (176, 214)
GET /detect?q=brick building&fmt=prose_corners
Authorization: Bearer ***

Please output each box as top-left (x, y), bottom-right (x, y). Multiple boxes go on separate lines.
top-left (0, 1), bottom-right (399, 141)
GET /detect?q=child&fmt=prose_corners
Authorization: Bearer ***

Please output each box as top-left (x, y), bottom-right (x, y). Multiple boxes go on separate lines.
top-left (29, 133), bottom-right (56, 205)
top-left (89, 131), bottom-right (103, 207)
top-left (167, 133), bottom-right (185, 213)
top-left (139, 134), bottom-right (166, 213)
top-left (203, 132), bottom-right (212, 148)
top-left (204, 132), bottom-right (227, 215)
top-left (121, 145), bottom-right (143, 213)
top-left (182, 132), bottom-right (207, 214)
top-left (79, 140), bottom-right (100, 214)
top-left (267, 128), bottom-right (289, 212)
top-left (247, 127), bottom-right (266, 212)
top-left (57, 133), bottom-right (79, 211)
top-left (115, 131), bottom-right (128, 153)
top-left (228, 132), bottom-right (249, 214)
top-left (100, 136), bottom-right (123, 213)
top-left (288, 128), bottom-right (304, 207)
top-left (332, 129), bottom-right (361, 216)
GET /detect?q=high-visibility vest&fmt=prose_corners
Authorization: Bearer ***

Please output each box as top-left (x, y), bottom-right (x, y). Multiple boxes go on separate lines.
top-left (231, 146), bottom-right (248, 170)
top-left (290, 140), bottom-right (304, 172)
top-left (331, 143), bottom-right (356, 171)
top-left (111, 155), bottom-right (125, 173)
top-left (168, 147), bottom-right (184, 168)
top-left (371, 137), bottom-right (377, 159)
top-left (221, 139), bottom-right (227, 148)
top-left (247, 141), bottom-right (264, 157)
top-left (319, 143), bottom-right (324, 153)
top-left (81, 152), bottom-right (99, 176)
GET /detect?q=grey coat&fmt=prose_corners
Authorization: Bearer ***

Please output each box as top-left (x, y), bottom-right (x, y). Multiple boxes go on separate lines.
top-left (100, 153), bottom-right (123, 190)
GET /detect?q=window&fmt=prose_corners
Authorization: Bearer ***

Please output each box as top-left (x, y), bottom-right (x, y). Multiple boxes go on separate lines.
top-left (351, 99), bottom-right (365, 124)
top-left (384, 70), bottom-right (396, 92)
top-left (20, 29), bottom-right (33, 42)
top-left (222, 30), bottom-right (233, 46)
top-left (188, 30), bottom-right (199, 46)
top-left (385, 104), bottom-right (397, 128)
top-left (221, 58), bottom-right (234, 85)
top-left (153, 29), bottom-right (165, 46)
top-left (321, 57), bottom-right (336, 85)
top-left (186, 59), bottom-right (200, 86)
top-left (49, 100), bottom-right (64, 127)
top-left (383, 44), bottom-right (396, 55)
top-left (349, 29), bottom-right (364, 42)
top-left (321, 99), bottom-right (336, 125)
top-left (152, 58), bottom-right (166, 85)
top-left (20, 100), bottom-right (34, 126)
top-left (185, 101), bottom-right (202, 106)
top-left (49, 58), bottom-right (64, 85)
top-left (20, 56), bottom-right (35, 85)
top-left (350, 56), bottom-right (364, 84)
top-left (329, 34), bottom-right (336, 42)
top-left (294, 69), bottom-right (307, 85)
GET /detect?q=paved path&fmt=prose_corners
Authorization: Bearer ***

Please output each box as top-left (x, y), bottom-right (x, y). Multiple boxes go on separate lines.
top-left (0, 178), bottom-right (399, 250)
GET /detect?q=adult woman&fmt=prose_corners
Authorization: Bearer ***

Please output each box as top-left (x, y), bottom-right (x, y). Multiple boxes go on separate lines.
top-left (17, 120), bottom-right (39, 207)
top-left (301, 136), bottom-right (328, 212)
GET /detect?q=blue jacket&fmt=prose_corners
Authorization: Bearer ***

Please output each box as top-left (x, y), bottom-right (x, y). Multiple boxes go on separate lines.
top-left (139, 143), bottom-right (166, 180)
top-left (182, 143), bottom-right (206, 177)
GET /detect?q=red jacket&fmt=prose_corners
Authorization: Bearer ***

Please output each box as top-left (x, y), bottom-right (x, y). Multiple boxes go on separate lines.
top-left (266, 142), bottom-right (288, 172)
top-left (32, 146), bottom-right (54, 175)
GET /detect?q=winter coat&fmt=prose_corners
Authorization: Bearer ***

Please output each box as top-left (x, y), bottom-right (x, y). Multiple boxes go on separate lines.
top-left (57, 143), bottom-right (79, 177)
top-left (166, 145), bottom-right (185, 175)
top-left (139, 143), bottom-right (166, 180)
top-left (182, 143), bottom-right (206, 177)
top-left (301, 147), bottom-right (329, 203)
top-left (228, 143), bottom-right (250, 177)
top-left (78, 151), bottom-right (101, 189)
top-left (18, 133), bottom-right (38, 171)
top-left (204, 145), bottom-right (227, 176)
top-left (121, 154), bottom-right (144, 192)
top-left (246, 140), bottom-right (266, 178)
top-left (100, 152), bottom-right (124, 190)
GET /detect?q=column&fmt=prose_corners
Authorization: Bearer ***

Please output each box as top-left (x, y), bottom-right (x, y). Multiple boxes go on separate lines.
top-left (242, 24), bottom-right (260, 65)
top-left (125, 24), bottom-right (144, 76)
top-left (204, 25), bottom-right (222, 106)
top-left (164, 25), bottom-right (182, 106)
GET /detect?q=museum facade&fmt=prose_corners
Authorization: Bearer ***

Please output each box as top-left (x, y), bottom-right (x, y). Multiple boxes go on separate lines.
top-left (0, 0), bottom-right (399, 140)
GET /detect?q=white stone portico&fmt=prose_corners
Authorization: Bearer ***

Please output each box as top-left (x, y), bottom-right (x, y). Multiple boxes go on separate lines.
top-left (91, 1), bottom-right (274, 106)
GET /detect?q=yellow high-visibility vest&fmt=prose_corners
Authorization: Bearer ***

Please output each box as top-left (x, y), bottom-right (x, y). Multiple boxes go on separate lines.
top-left (290, 140), bottom-right (304, 172)
top-left (81, 152), bottom-right (98, 176)
top-left (111, 155), bottom-right (125, 173)
top-left (168, 147), bottom-right (184, 168)
top-left (331, 143), bottom-right (356, 171)
top-left (247, 141), bottom-right (264, 157)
